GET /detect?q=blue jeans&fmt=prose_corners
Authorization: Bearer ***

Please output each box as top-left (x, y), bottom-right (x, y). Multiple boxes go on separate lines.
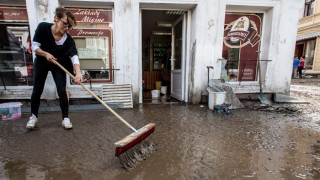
top-left (292, 67), bottom-right (298, 78)
top-left (31, 58), bottom-right (68, 119)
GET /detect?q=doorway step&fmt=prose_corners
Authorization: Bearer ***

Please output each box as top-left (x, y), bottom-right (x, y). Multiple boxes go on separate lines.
top-left (143, 90), bottom-right (179, 104)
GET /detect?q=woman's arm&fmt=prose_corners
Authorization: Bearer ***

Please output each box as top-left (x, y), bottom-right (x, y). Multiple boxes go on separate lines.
top-left (35, 48), bottom-right (57, 63)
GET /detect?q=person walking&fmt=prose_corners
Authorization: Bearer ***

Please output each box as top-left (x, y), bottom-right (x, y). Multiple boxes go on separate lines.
top-left (26, 7), bottom-right (82, 130)
top-left (298, 56), bottom-right (305, 78)
top-left (292, 56), bottom-right (300, 79)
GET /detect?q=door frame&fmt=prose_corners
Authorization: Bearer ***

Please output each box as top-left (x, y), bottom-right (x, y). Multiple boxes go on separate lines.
top-left (139, 7), bottom-right (192, 103)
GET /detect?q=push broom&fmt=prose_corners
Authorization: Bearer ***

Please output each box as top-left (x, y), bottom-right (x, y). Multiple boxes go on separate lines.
top-left (54, 61), bottom-right (156, 169)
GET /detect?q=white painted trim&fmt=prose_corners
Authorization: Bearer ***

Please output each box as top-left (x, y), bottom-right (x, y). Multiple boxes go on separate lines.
top-left (225, 0), bottom-right (279, 7)
top-left (59, 0), bottom-right (114, 8)
top-left (139, 0), bottom-right (200, 3)
top-left (313, 38), bottom-right (318, 70)
top-left (139, 8), bottom-right (143, 104)
top-left (138, 7), bottom-right (192, 11)
top-left (225, 9), bottom-right (268, 14)
top-left (226, 81), bottom-right (259, 85)
top-left (0, 86), bottom-right (33, 90)
top-left (265, 2), bottom-right (281, 88)
top-left (111, 8), bottom-right (116, 84)
top-left (182, 13), bottom-right (187, 101)
top-left (184, 10), bottom-right (192, 102)
top-left (139, 0), bottom-right (198, 10)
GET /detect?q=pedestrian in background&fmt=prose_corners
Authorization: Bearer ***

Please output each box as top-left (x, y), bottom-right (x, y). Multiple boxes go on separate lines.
top-left (26, 7), bottom-right (82, 130)
top-left (292, 56), bottom-right (300, 79)
top-left (298, 56), bottom-right (305, 78)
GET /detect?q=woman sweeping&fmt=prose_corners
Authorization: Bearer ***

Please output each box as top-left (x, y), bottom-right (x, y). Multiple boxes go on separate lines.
top-left (26, 7), bottom-right (82, 130)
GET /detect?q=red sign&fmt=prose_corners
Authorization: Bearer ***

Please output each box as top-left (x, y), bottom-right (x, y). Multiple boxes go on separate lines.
top-left (69, 29), bottom-right (111, 37)
top-left (0, 7), bottom-right (28, 22)
top-left (67, 8), bottom-right (112, 24)
top-left (222, 13), bottom-right (262, 81)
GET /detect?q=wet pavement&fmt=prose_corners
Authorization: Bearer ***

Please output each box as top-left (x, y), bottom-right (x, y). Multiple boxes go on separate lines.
top-left (1, 80), bottom-right (320, 179)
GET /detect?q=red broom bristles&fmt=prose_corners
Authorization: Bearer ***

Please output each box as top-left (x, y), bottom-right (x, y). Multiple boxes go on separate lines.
top-left (115, 126), bottom-right (155, 156)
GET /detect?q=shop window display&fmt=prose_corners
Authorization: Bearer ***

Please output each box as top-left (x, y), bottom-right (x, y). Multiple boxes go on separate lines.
top-left (0, 7), bottom-right (33, 87)
top-left (222, 13), bottom-right (263, 82)
top-left (67, 8), bottom-right (113, 83)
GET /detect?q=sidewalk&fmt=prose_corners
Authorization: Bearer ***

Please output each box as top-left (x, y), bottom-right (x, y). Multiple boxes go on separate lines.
top-left (1, 101), bottom-right (320, 179)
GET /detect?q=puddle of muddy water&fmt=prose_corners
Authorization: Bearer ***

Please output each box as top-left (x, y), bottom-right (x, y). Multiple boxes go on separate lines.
top-left (0, 104), bottom-right (320, 179)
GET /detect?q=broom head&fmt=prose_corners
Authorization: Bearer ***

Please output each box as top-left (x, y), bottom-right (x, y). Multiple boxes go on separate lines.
top-left (115, 123), bottom-right (156, 156)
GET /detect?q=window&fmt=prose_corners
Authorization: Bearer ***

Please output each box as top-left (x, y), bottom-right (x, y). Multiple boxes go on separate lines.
top-left (0, 7), bottom-right (33, 87)
top-left (304, 0), bottom-right (315, 17)
top-left (67, 8), bottom-right (113, 83)
top-left (305, 39), bottom-right (316, 69)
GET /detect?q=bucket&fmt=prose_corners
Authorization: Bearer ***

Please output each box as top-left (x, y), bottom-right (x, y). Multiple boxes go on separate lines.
top-left (151, 90), bottom-right (160, 99)
top-left (160, 86), bottom-right (167, 95)
top-left (0, 102), bottom-right (22, 120)
top-left (155, 81), bottom-right (162, 90)
top-left (207, 87), bottom-right (226, 110)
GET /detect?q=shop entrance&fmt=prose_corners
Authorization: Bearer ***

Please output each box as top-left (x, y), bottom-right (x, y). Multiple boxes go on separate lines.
top-left (141, 10), bottom-right (186, 103)
top-left (295, 44), bottom-right (304, 59)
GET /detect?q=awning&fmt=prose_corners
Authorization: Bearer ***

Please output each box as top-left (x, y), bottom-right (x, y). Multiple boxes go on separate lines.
top-left (297, 31), bottom-right (320, 41)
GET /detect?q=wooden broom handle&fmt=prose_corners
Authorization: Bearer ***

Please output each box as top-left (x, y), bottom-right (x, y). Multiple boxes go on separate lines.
top-left (54, 61), bottom-right (137, 132)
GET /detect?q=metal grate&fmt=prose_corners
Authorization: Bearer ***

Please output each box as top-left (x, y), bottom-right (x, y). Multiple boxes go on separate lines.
top-left (101, 84), bottom-right (133, 109)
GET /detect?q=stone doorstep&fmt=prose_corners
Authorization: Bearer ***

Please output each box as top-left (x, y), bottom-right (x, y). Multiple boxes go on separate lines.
top-left (21, 103), bottom-right (121, 114)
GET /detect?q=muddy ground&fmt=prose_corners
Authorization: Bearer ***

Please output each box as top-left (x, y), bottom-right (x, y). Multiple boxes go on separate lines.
top-left (1, 79), bottom-right (320, 179)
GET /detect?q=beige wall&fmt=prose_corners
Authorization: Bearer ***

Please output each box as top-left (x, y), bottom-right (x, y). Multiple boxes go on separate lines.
top-left (314, 37), bottom-right (320, 71)
top-left (298, 25), bottom-right (320, 36)
top-left (297, 0), bottom-right (320, 72)
top-left (298, 0), bottom-right (320, 34)
top-left (315, 0), bottom-right (320, 13)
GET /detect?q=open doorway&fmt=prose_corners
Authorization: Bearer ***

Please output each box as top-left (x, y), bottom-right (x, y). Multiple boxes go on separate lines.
top-left (295, 43), bottom-right (304, 60)
top-left (141, 10), bottom-right (186, 104)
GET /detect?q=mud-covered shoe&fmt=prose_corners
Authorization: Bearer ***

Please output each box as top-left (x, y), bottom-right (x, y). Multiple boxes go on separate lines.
top-left (62, 118), bottom-right (72, 129)
top-left (26, 114), bottom-right (38, 130)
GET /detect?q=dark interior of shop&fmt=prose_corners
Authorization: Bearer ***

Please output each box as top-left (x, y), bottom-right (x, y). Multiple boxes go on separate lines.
top-left (141, 10), bottom-right (182, 103)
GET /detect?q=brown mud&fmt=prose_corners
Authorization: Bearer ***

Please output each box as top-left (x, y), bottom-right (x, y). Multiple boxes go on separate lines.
top-left (0, 79), bottom-right (320, 179)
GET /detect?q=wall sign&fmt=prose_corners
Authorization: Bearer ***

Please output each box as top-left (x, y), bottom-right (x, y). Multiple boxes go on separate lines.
top-left (0, 7), bottom-right (28, 22)
top-left (68, 29), bottom-right (110, 37)
top-left (224, 16), bottom-right (261, 48)
top-left (68, 8), bottom-right (112, 24)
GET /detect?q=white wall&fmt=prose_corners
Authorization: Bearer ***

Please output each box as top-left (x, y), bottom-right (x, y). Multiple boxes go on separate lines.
top-left (2, 0), bottom-right (304, 104)
top-left (188, 0), bottom-right (223, 103)
top-left (26, 0), bottom-right (59, 100)
top-left (186, 0), bottom-right (304, 103)
top-left (114, 0), bottom-right (141, 104)
top-left (265, 0), bottom-right (304, 94)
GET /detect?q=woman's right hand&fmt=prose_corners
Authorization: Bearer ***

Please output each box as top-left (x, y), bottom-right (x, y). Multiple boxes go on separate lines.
top-left (45, 52), bottom-right (57, 63)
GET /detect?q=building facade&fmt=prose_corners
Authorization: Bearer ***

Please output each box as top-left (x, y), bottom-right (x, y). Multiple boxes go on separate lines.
top-left (0, 0), bottom-right (303, 105)
top-left (295, 0), bottom-right (320, 75)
